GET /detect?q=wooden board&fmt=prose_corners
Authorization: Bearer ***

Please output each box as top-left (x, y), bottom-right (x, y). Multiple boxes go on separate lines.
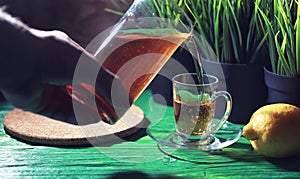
top-left (3, 105), bottom-right (148, 147)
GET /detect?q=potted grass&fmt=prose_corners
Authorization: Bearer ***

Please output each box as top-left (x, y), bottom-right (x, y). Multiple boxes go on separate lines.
top-left (179, 0), bottom-right (268, 124)
top-left (257, 0), bottom-right (300, 107)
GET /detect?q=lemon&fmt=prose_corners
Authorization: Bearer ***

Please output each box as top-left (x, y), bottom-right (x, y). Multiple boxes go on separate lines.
top-left (243, 103), bottom-right (300, 158)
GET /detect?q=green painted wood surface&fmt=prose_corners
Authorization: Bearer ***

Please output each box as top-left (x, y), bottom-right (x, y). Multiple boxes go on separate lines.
top-left (1, 90), bottom-right (300, 178)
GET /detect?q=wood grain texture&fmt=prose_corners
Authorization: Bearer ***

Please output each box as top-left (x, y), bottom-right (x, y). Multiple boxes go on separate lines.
top-left (1, 91), bottom-right (300, 178)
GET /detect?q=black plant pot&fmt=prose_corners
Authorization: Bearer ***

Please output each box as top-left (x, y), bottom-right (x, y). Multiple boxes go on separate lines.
top-left (264, 67), bottom-right (300, 108)
top-left (202, 59), bottom-right (267, 124)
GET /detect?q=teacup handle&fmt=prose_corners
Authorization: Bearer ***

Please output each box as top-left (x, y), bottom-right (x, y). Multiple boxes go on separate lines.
top-left (210, 91), bottom-right (232, 133)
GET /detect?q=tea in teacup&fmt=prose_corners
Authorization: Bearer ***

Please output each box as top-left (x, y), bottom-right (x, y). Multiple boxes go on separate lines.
top-left (172, 73), bottom-right (232, 143)
top-left (174, 92), bottom-right (216, 137)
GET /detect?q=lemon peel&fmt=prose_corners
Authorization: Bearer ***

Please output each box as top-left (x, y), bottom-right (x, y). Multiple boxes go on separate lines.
top-left (243, 103), bottom-right (300, 158)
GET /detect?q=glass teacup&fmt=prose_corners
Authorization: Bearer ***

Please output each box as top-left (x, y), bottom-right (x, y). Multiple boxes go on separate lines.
top-left (172, 73), bottom-right (232, 145)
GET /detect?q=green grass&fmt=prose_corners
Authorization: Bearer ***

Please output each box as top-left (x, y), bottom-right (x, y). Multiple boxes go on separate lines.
top-left (257, 0), bottom-right (299, 77)
top-left (181, 0), bottom-right (267, 64)
top-left (107, 0), bottom-right (299, 77)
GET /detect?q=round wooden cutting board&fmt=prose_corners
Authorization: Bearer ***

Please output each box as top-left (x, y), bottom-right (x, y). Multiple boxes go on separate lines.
top-left (3, 105), bottom-right (148, 147)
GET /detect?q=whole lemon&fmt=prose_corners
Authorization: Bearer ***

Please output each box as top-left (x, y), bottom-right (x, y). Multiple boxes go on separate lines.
top-left (243, 103), bottom-right (300, 158)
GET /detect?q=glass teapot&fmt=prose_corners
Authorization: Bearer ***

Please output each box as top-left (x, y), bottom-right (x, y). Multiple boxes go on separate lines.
top-left (68, 0), bottom-right (193, 124)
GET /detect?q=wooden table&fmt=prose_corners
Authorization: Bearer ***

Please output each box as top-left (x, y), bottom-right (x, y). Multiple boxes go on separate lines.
top-left (1, 90), bottom-right (300, 178)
